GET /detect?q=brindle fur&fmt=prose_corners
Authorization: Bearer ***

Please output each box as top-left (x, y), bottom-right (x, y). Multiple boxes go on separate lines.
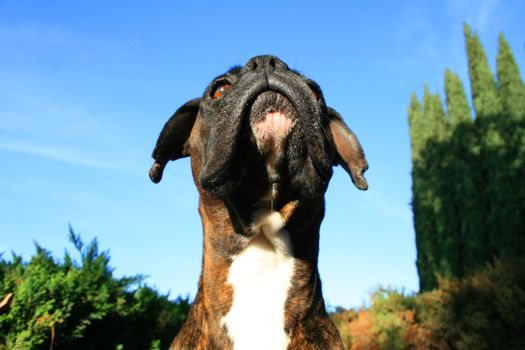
top-left (149, 55), bottom-right (368, 350)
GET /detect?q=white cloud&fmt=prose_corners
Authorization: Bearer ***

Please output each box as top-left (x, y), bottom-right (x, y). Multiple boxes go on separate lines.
top-left (0, 22), bottom-right (70, 47)
top-left (364, 189), bottom-right (413, 227)
top-left (381, 0), bottom-right (508, 99)
top-left (475, 0), bottom-right (499, 31)
top-left (0, 139), bottom-right (119, 170)
top-left (443, 0), bottom-right (500, 33)
top-left (380, 2), bottom-right (452, 77)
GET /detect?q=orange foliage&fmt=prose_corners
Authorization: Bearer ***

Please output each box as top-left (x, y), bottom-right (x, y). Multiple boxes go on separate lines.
top-left (331, 258), bottom-right (525, 349)
top-left (347, 310), bottom-right (378, 350)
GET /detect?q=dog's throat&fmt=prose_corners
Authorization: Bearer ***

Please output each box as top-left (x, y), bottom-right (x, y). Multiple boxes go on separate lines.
top-left (222, 210), bottom-right (295, 350)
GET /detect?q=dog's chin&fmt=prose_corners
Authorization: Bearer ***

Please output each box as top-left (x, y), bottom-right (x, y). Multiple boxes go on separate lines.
top-left (200, 90), bottom-right (330, 200)
top-left (250, 92), bottom-right (296, 182)
top-left (248, 91), bottom-right (333, 198)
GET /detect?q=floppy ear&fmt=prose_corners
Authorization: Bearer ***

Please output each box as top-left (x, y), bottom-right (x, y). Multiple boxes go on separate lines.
top-left (149, 98), bottom-right (201, 183)
top-left (327, 107), bottom-right (369, 190)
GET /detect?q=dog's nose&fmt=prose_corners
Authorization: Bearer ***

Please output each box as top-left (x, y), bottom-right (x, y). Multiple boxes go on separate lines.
top-left (245, 55), bottom-right (289, 72)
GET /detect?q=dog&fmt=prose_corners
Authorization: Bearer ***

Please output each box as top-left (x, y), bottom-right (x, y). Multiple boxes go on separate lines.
top-left (149, 55), bottom-right (368, 350)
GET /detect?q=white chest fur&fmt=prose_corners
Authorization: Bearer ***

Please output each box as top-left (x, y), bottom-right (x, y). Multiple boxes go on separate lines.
top-left (221, 212), bottom-right (295, 350)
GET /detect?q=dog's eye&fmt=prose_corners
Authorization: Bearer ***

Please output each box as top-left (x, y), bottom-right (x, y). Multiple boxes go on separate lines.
top-left (307, 83), bottom-right (321, 101)
top-left (212, 83), bottom-right (231, 99)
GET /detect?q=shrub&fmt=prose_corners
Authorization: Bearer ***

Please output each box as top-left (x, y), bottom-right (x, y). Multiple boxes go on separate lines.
top-left (332, 257), bottom-right (525, 349)
top-left (0, 228), bottom-right (190, 350)
top-left (439, 257), bottom-right (525, 349)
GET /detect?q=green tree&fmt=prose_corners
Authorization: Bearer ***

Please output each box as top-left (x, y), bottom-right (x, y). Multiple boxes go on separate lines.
top-left (496, 34), bottom-right (525, 120)
top-left (464, 25), bottom-right (500, 119)
top-left (493, 33), bottom-right (525, 257)
top-left (463, 24), bottom-right (502, 267)
top-left (424, 88), bottom-right (446, 286)
top-left (410, 87), bottom-right (456, 290)
top-left (443, 69), bottom-right (478, 276)
top-left (409, 25), bottom-right (525, 291)
top-left (445, 69), bottom-right (472, 127)
top-left (408, 92), bottom-right (433, 291)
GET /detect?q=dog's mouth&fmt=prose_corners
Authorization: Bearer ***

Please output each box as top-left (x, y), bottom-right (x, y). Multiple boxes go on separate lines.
top-left (249, 91), bottom-right (297, 183)
top-left (209, 90), bottom-right (304, 216)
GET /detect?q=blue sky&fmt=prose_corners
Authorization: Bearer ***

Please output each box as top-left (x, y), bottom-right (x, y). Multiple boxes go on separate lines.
top-left (1, 0), bottom-right (523, 308)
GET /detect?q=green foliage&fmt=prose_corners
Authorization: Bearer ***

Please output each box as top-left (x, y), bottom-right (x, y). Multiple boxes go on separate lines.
top-left (410, 87), bottom-right (457, 290)
top-left (496, 34), bottom-right (525, 119)
top-left (332, 258), bottom-right (525, 350)
top-left (408, 25), bottom-right (525, 290)
top-left (0, 227), bottom-right (190, 350)
top-left (464, 24), bottom-right (500, 119)
top-left (444, 69), bottom-right (472, 126)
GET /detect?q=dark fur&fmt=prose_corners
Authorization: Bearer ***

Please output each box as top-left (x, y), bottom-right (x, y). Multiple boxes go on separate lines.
top-left (149, 55), bottom-right (368, 349)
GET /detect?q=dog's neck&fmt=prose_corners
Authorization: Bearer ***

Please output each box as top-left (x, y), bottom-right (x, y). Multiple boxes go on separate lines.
top-left (221, 210), bottom-right (294, 350)
top-left (195, 193), bottom-right (325, 350)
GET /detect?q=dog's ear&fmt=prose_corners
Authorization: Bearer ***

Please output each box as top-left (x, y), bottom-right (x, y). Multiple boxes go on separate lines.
top-left (149, 98), bottom-right (201, 183)
top-left (327, 107), bottom-right (368, 190)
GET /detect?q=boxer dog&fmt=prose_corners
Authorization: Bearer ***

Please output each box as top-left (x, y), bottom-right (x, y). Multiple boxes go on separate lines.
top-left (149, 55), bottom-right (368, 350)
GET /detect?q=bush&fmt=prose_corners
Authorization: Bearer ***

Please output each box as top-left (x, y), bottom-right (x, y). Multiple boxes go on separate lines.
top-left (439, 257), bottom-right (525, 349)
top-left (332, 257), bottom-right (525, 349)
top-left (0, 227), bottom-right (190, 350)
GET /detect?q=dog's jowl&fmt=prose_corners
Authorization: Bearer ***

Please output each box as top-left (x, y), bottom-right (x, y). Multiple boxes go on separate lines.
top-left (149, 55), bottom-right (368, 350)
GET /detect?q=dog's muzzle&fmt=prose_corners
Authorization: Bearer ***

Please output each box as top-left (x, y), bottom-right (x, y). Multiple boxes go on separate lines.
top-left (199, 56), bottom-right (333, 197)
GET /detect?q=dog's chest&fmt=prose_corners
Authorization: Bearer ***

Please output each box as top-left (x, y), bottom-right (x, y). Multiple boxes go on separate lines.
top-left (221, 212), bottom-right (295, 350)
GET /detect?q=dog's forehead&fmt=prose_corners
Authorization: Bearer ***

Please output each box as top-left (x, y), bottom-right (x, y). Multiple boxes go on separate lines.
top-left (209, 63), bottom-right (310, 84)
top-left (204, 62), bottom-right (325, 105)
top-left (207, 65), bottom-right (242, 84)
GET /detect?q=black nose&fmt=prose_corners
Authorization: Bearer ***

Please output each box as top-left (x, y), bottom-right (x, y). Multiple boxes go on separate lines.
top-left (245, 55), bottom-right (289, 72)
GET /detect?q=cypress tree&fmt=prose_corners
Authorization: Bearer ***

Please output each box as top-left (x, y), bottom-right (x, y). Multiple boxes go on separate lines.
top-left (445, 69), bottom-right (472, 127)
top-left (494, 34), bottom-right (525, 256)
top-left (419, 87), bottom-right (439, 290)
top-left (464, 24), bottom-right (501, 119)
top-left (431, 91), bottom-right (456, 281)
top-left (408, 93), bottom-right (424, 160)
top-left (496, 34), bottom-right (525, 120)
top-left (429, 92), bottom-right (449, 140)
top-left (444, 69), bottom-right (478, 276)
top-left (408, 92), bottom-right (430, 291)
top-left (464, 24), bottom-right (503, 265)
top-left (412, 87), bottom-right (451, 290)
top-left (409, 26), bottom-right (525, 291)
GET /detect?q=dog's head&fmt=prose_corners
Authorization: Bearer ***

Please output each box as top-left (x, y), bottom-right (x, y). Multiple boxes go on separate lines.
top-left (149, 55), bottom-right (367, 205)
